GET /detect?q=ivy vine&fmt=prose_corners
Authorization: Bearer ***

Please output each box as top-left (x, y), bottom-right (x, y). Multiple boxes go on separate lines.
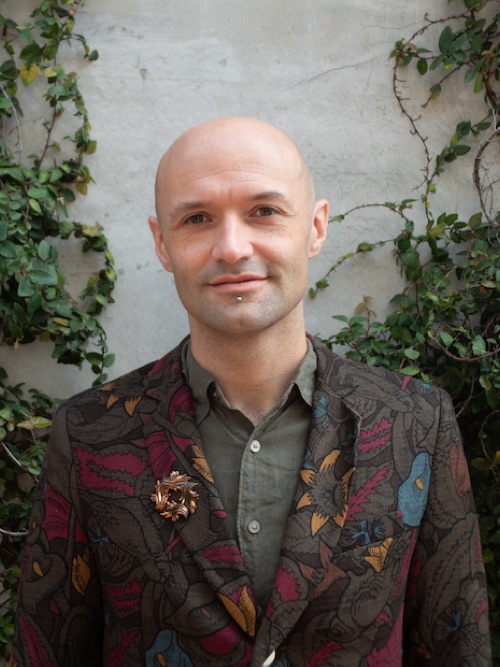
top-left (313, 0), bottom-right (499, 655)
top-left (0, 0), bottom-right (115, 657)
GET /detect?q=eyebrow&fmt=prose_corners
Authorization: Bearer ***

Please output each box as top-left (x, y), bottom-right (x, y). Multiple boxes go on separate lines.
top-left (249, 190), bottom-right (289, 202)
top-left (169, 200), bottom-right (207, 219)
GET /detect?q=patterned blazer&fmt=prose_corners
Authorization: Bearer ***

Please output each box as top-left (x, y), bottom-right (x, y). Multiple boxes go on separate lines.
top-left (12, 338), bottom-right (491, 666)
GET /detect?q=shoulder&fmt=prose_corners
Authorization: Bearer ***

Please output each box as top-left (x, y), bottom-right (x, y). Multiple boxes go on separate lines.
top-left (53, 339), bottom-right (187, 435)
top-left (310, 338), bottom-right (459, 461)
top-left (310, 336), bottom-right (453, 416)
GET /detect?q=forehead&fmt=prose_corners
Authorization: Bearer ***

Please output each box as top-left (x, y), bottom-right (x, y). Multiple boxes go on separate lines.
top-left (156, 129), bottom-right (307, 209)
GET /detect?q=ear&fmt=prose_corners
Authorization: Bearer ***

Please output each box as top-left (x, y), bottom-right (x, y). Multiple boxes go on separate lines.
top-left (308, 199), bottom-right (328, 258)
top-left (148, 215), bottom-right (173, 272)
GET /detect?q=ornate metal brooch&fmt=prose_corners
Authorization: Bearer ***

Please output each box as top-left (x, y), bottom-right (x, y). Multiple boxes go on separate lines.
top-left (151, 471), bottom-right (199, 522)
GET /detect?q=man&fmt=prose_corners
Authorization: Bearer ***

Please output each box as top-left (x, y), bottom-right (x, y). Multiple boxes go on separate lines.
top-left (13, 117), bottom-right (491, 666)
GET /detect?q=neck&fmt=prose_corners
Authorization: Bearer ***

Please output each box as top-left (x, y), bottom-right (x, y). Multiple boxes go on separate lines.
top-left (189, 323), bottom-right (308, 425)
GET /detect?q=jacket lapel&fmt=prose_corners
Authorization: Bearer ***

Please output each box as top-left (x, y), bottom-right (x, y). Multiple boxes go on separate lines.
top-left (143, 344), bottom-right (258, 637)
top-left (255, 341), bottom-right (361, 660)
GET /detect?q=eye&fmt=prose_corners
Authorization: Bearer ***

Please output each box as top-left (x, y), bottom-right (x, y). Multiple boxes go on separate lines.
top-left (185, 213), bottom-right (206, 225)
top-left (256, 206), bottom-right (277, 217)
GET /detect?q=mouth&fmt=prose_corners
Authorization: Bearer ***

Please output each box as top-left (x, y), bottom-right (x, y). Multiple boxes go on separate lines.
top-left (208, 274), bottom-right (266, 294)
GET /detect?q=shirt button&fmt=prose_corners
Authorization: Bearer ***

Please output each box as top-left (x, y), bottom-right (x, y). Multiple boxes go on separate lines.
top-left (248, 520), bottom-right (261, 534)
top-left (250, 439), bottom-right (261, 453)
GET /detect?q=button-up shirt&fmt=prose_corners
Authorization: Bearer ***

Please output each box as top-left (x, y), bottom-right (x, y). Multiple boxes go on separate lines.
top-left (182, 339), bottom-right (316, 613)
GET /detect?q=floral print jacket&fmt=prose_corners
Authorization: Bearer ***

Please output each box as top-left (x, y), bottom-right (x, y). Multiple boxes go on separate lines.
top-left (12, 338), bottom-right (491, 666)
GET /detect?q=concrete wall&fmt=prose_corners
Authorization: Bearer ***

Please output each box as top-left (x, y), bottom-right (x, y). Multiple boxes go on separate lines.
top-left (1, 0), bottom-right (484, 398)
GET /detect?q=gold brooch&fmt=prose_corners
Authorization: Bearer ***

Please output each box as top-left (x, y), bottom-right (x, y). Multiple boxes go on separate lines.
top-left (151, 471), bottom-right (199, 522)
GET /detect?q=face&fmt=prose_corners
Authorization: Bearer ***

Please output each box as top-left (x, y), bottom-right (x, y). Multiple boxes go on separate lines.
top-left (149, 119), bottom-right (328, 341)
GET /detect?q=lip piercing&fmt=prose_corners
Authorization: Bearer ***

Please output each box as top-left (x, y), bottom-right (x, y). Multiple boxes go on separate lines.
top-left (236, 296), bottom-right (243, 302)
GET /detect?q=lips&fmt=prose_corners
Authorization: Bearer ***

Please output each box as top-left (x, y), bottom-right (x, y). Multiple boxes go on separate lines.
top-left (209, 274), bottom-right (266, 293)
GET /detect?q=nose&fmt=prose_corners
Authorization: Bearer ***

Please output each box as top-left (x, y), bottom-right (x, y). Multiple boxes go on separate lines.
top-left (211, 215), bottom-right (253, 264)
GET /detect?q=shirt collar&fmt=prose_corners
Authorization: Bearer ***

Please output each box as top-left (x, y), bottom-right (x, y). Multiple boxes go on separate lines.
top-left (182, 337), bottom-right (317, 423)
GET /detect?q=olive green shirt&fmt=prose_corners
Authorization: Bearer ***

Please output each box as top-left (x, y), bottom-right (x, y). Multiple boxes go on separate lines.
top-left (182, 339), bottom-right (316, 614)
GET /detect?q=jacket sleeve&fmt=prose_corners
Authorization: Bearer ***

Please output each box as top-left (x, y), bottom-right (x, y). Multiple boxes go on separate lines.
top-left (402, 388), bottom-right (492, 665)
top-left (11, 405), bottom-right (104, 667)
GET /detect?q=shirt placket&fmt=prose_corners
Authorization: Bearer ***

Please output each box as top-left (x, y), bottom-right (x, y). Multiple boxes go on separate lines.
top-left (238, 422), bottom-right (269, 611)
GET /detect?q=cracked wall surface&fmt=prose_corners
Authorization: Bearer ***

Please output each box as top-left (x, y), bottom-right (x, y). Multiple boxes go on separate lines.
top-left (0, 0), bottom-right (484, 397)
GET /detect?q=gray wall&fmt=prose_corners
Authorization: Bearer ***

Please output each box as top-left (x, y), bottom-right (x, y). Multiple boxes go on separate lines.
top-left (1, 0), bottom-right (482, 397)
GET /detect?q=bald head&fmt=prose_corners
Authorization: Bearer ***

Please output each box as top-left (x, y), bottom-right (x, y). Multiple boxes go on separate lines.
top-left (154, 117), bottom-right (315, 220)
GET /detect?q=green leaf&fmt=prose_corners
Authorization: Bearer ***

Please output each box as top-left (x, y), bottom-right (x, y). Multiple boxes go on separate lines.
top-left (29, 265), bottom-right (58, 286)
top-left (417, 58), bottom-right (428, 75)
top-left (438, 26), bottom-right (454, 54)
top-left (0, 59), bottom-right (18, 80)
top-left (469, 212), bottom-right (483, 229)
top-left (95, 294), bottom-right (108, 306)
top-left (17, 416), bottom-right (52, 430)
top-left (27, 290), bottom-right (43, 316)
top-left (464, 68), bottom-right (477, 84)
top-left (479, 375), bottom-right (493, 391)
top-left (0, 97), bottom-right (14, 111)
top-left (429, 83), bottom-right (442, 97)
top-left (103, 353), bottom-right (115, 368)
top-left (18, 276), bottom-right (36, 297)
top-left (3, 167), bottom-right (24, 182)
top-left (84, 140), bottom-right (97, 155)
top-left (439, 332), bottom-right (454, 348)
top-left (27, 187), bottom-right (48, 200)
top-left (473, 72), bottom-right (484, 93)
top-left (29, 198), bottom-right (42, 214)
top-left (472, 336), bottom-right (487, 356)
top-left (482, 547), bottom-right (494, 564)
top-left (0, 240), bottom-right (18, 258)
top-left (453, 145), bottom-right (470, 156)
top-left (85, 352), bottom-right (103, 365)
top-left (37, 239), bottom-right (51, 261)
top-left (60, 188), bottom-right (76, 203)
top-left (404, 248), bottom-right (420, 269)
top-left (53, 317), bottom-right (69, 326)
top-left (356, 242), bottom-right (374, 253)
top-left (456, 121), bottom-right (471, 137)
top-left (471, 457), bottom-right (491, 471)
top-left (399, 366), bottom-right (420, 376)
top-left (18, 28), bottom-right (33, 44)
top-left (465, 0), bottom-right (485, 8)
top-left (19, 42), bottom-right (43, 64)
top-left (49, 168), bottom-right (63, 182)
top-left (403, 348), bottom-right (420, 360)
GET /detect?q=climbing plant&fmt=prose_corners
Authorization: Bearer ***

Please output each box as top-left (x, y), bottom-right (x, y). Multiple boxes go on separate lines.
top-left (0, 0), bottom-right (115, 658)
top-left (313, 0), bottom-right (499, 656)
